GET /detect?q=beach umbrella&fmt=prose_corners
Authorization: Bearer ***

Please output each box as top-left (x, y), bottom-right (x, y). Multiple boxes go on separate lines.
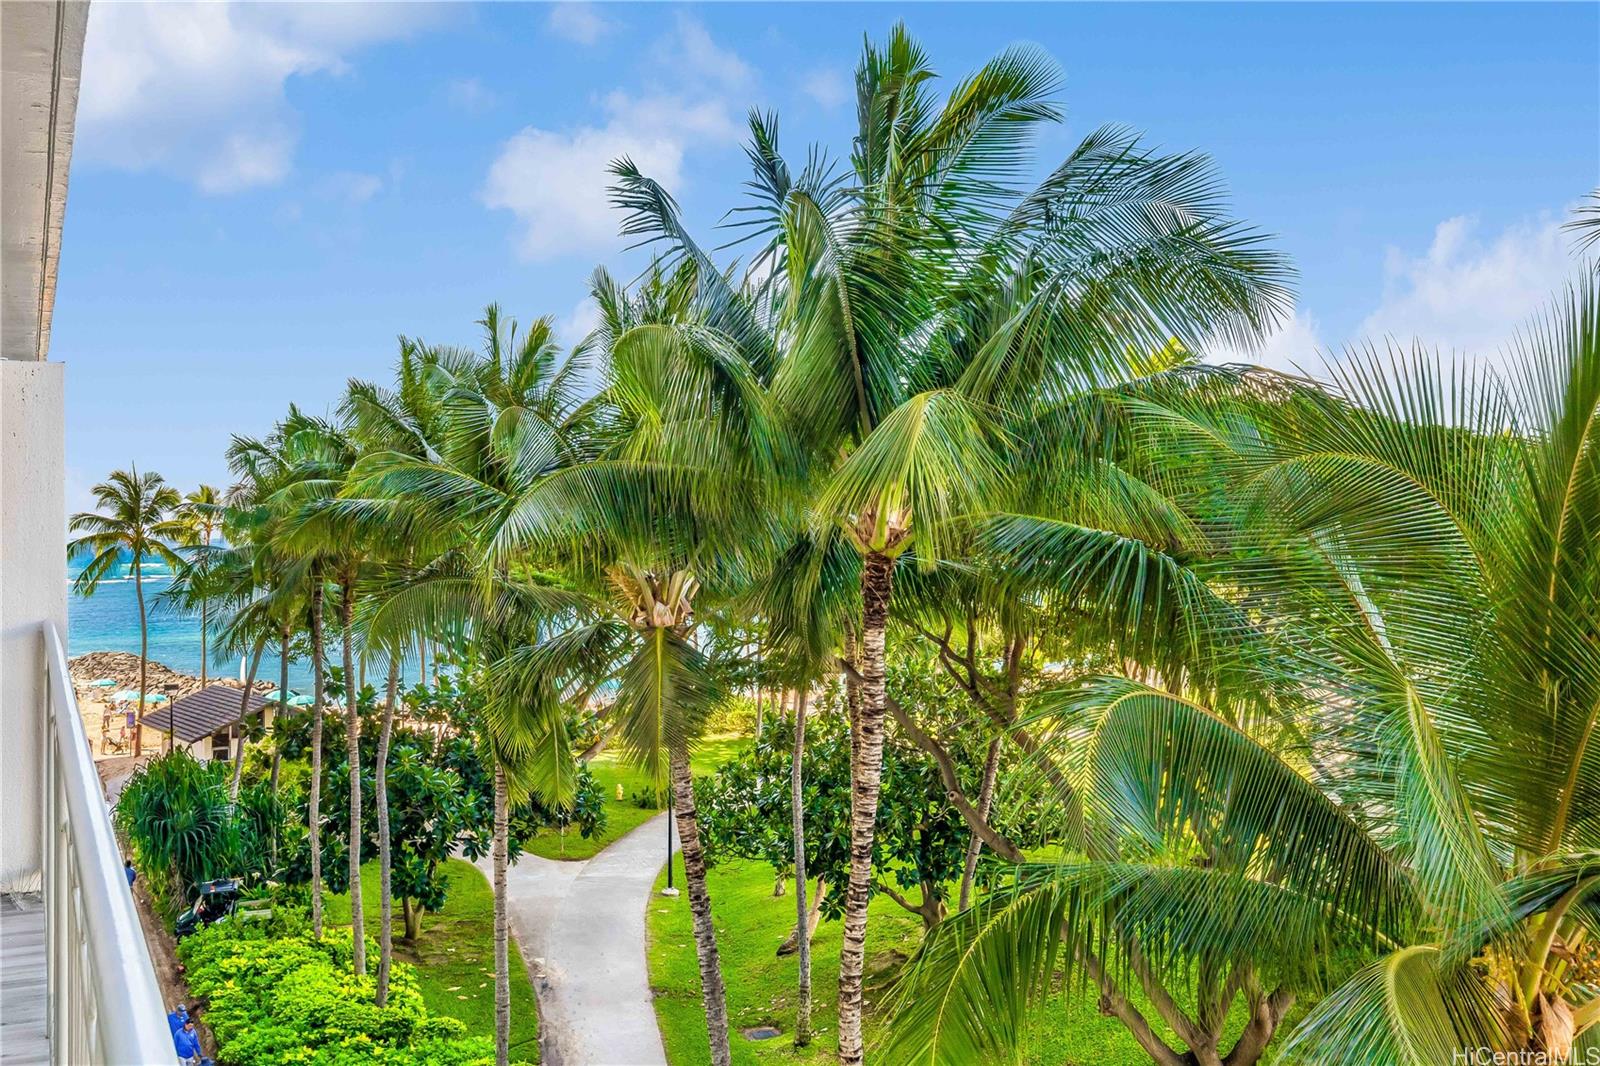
top-left (87, 678), bottom-right (116, 688)
top-left (286, 694), bottom-right (316, 707)
top-left (112, 689), bottom-right (168, 703)
top-left (262, 689), bottom-right (300, 703)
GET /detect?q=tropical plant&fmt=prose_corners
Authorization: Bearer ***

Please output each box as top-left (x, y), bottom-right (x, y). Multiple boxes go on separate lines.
top-left (611, 23), bottom-right (1293, 1058)
top-left (884, 277), bottom-right (1600, 1064)
top-left (340, 309), bottom-right (593, 1064)
top-left (69, 466), bottom-right (185, 756)
top-left (115, 751), bottom-right (277, 921)
top-left (165, 484), bottom-right (224, 685)
top-left (178, 915), bottom-right (533, 1066)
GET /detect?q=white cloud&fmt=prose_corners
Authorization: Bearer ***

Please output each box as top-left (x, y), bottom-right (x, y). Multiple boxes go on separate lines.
top-left (662, 14), bottom-right (751, 90)
top-left (445, 77), bottom-right (498, 113)
top-left (1206, 210), bottom-right (1581, 380)
top-left (547, 3), bottom-right (614, 45)
top-left (802, 67), bottom-right (849, 109)
top-left (1206, 310), bottom-right (1327, 376)
top-left (1358, 213), bottom-right (1574, 358)
top-left (78, 2), bottom-right (441, 193)
top-left (557, 297), bottom-right (603, 348)
top-left (482, 18), bottom-right (749, 261)
top-left (317, 171), bottom-right (383, 204)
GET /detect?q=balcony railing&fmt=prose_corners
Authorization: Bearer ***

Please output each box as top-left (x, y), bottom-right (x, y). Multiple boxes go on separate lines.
top-left (42, 621), bottom-right (173, 1064)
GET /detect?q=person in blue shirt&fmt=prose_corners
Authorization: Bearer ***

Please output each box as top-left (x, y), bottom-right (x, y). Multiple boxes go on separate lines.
top-left (173, 1017), bottom-right (202, 1064)
top-left (124, 860), bottom-right (136, 887)
top-left (166, 1004), bottom-right (188, 1035)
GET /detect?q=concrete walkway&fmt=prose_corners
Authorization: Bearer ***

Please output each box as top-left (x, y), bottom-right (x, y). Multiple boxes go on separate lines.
top-left (479, 812), bottom-right (679, 1066)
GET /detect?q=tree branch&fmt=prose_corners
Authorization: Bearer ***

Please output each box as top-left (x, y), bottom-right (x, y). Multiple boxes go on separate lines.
top-left (836, 656), bottom-right (1026, 863)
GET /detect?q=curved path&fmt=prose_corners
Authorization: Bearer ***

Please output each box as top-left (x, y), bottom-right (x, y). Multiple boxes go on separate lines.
top-left (477, 812), bottom-right (678, 1066)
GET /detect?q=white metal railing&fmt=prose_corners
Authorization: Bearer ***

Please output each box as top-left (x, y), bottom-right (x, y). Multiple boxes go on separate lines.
top-left (42, 621), bottom-right (173, 1065)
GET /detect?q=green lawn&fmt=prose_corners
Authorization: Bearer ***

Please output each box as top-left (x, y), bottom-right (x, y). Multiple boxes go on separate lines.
top-left (523, 735), bottom-right (748, 861)
top-left (645, 856), bottom-right (1306, 1066)
top-left (324, 858), bottom-right (541, 1062)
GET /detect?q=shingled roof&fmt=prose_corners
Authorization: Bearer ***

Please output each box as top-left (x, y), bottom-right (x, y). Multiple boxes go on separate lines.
top-left (141, 685), bottom-right (267, 745)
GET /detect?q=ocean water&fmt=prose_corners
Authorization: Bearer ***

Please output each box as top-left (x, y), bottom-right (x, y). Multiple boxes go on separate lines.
top-left (68, 556), bottom-right (316, 689)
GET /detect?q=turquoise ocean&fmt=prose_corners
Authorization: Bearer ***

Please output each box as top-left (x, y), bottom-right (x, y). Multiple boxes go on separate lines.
top-left (68, 554), bottom-right (316, 690)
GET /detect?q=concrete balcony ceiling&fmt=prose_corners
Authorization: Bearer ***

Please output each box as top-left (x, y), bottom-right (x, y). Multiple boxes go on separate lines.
top-left (1, 0), bottom-right (88, 363)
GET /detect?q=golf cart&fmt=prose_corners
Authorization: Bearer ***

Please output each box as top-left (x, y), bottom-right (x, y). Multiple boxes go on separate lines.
top-left (175, 878), bottom-right (241, 938)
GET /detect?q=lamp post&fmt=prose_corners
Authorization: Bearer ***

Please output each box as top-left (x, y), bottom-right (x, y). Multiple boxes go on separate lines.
top-left (661, 785), bottom-right (679, 897)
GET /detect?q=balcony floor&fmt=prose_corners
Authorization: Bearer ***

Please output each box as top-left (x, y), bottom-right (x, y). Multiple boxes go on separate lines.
top-left (0, 893), bottom-right (47, 1065)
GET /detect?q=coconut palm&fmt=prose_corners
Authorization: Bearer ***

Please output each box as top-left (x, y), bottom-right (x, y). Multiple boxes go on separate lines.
top-left (481, 270), bottom-right (792, 1065)
top-left (229, 410), bottom-right (340, 937)
top-left (613, 25), bottom-right (1292, 1059)
top-left (69, 466), bottom-right (185, 756)
top-left (275, 414), bottom-right (379, 975)
top-left (169, 485), bottom-right (223, 686)
top-left (342, 310), bottom-right (594, 1063)
top-left (885, 277), bottom-right (1600, 1064)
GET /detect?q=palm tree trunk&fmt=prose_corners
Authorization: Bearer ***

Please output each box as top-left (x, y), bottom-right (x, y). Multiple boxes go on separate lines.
top-left (375, 656), bottom-right (401, 1006)
top-left (270, 627), bottom-right (289, 801)
top-left (958, 736), bottom-right (1002, 910)
top-left (309, 572), bottom-right (326, 938)
top-left (839, 549), bottom-right (893, 1066)
top-left (791, 687), bottom-right (812, 1048)
top-left (230, 636), bottom-right (266, 800)
top-left (671, 746), bottom-right (732, 1066)
top-left (493, 762), bottom-right (510, 1066)
top-left (134, 554), bottom-right (149, 757)
top-left (342, 582), bottom-right (365, 976)
top-left (199, 597), bottom-right (208, 689)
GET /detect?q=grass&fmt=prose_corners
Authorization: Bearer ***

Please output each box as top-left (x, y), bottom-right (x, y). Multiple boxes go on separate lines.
top-left (324, 858), bottom-right (541, 1062)
top-left (522, 734), bottom-right (748, 861)
top-left (645, 856), bottom-right (1308, 1066)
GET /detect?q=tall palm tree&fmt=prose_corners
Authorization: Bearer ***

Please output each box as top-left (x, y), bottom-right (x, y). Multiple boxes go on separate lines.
top-left (231, 409), bottom-right (339, 936)
top-left (170, 485), bottom-right (223, 686)
top-left (278, 415), bottom-right (378, 975)
top-left (70, 467), bottom-right (185, 756)
top-left (610, 26), bottom-right (1291, 1059)
top-left (886, 277), bottom-right (1600, 1064)
top-left (344, 310), bottom-right (593, 1064)
top-left (342, 336), bottom-right (462, 1005)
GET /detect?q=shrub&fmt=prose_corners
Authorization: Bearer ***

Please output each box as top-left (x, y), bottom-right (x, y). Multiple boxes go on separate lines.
top-left (115, 750), bottom-right (276, 920)
top-left (179, 916), bottom-right (530, 1065)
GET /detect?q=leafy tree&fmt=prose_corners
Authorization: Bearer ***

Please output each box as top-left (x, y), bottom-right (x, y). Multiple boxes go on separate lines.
top-left (698, 700), bottom-right (972, 933)
top-left (69, 466), bottom-right (184, 755)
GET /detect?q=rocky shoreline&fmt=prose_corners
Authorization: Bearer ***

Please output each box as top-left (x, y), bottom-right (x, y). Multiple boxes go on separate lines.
top-left (67, 650), bottom-right (273, 701)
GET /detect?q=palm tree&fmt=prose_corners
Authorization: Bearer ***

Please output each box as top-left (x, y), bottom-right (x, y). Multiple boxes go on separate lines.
top-left (343, 310), bottom-right (593, 1063)
top-left (231, 410), bottom-right (339, 937)
top-left (170, 485), bottom-right (223, 686)
top-left (69, 467), bottom-right (184, 756)
top-left (277, 415), bottom-right (376, 975)
top-left (886, 277), bottom-right (1600, 1064)
top-left (611, 26), bottom-right (1291, 1059)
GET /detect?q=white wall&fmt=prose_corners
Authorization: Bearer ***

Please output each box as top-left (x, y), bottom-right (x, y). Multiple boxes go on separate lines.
top-left (0, 360), bottom-right (66, 890)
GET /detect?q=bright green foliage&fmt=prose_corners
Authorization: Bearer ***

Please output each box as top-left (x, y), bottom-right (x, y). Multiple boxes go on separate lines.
top-left (179, 913), bottom-right (530, 1065)
top-left (115, 751), bottom-right (277, 919)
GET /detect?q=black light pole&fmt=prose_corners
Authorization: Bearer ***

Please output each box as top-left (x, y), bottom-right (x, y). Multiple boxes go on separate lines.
top-left (665, 786), bottom-right (675, 891)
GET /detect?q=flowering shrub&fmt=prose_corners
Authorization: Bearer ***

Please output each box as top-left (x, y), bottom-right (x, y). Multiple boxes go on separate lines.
top-left (178, 913), bottom-right (530, 1065)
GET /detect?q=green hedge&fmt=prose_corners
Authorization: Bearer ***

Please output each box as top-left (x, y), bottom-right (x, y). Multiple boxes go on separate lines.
top-left (178, 911), bottom-right (532, 1065)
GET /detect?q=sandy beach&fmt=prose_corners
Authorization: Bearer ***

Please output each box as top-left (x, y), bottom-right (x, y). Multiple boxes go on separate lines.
top-left (68, 651), bottom-right (273, 760)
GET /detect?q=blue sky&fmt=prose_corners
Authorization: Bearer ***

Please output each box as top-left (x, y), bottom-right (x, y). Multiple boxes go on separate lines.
top-left (54, 2), bottom-right (1599, 509)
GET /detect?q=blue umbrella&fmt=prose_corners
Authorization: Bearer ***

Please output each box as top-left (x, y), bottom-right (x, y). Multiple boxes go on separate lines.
top-left (86, 678), bottom-right (116, 688)
top-left (112, 690), bottom-right (168, 704)
top-left (286, 693), bottom-right (316, 708)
